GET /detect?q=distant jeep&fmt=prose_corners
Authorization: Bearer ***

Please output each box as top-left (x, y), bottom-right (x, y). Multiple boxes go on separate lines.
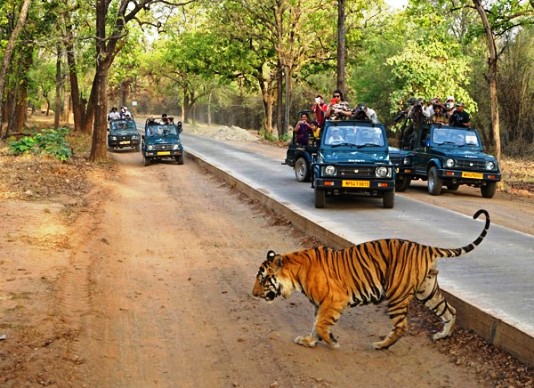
top-left (401, 124), bottom-right (501, 198)
top-left (107, 118), bottom-right (140, 151)
top-left (312, 119), bottom-right (395, 208)
top-left (142, 117), bottom-right (184, 166)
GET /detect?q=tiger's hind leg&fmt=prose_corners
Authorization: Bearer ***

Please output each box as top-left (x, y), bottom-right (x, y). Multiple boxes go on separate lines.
top-left (373, 297), bottom-right (412, 350)
top-left (415, 267), bottom-right (456, 341)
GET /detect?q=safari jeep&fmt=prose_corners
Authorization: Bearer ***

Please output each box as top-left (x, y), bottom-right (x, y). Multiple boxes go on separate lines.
top-left (403, 124), bottom-right (501, 197)
top-left (283, 110), bottom-right (317, 182)
top-left (142, 117), bottom-right (184, 166)
top-left (107, 118), bottom-right (140, 151)
top-left (312, 119), bottom-right (395, 208)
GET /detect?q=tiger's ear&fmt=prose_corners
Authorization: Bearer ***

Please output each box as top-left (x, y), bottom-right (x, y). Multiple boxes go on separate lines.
top-left (273, 255), bottom-right (284, 269)
top-left (266, 250), bottom-right (276, 261)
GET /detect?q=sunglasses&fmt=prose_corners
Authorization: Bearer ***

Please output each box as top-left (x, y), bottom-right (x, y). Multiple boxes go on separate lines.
top-left (333, 95), bottom-right (340, 98)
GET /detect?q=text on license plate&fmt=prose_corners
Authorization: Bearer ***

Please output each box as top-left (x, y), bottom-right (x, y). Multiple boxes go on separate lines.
top-left (119, 141), bottom-right (130, 144)
top-left (342, 180), bottom-right (370, 188)
top-left (462, 172), bottom-right (483, 179)
top-left (157, 151), bottom-right (171, 156)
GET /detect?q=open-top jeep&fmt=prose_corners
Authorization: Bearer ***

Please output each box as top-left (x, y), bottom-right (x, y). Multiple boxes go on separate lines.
top-left (107, 118), bottom-right (140, 151)
top-left (312, 119), bottom-right (395, 208)
top-left (142, 117), bottom-right (184, 166)
top-left (283, 111), bottom-right (318, 182)
top-left (401, 124), bottom-right (501, 197)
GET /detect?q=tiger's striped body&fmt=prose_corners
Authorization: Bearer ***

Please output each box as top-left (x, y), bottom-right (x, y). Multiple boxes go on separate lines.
top-left (252, 209), bottom-right (490, 350)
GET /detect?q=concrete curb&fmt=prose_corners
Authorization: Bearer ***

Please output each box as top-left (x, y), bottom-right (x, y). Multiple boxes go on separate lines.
top-left (185, 150), bottom-right (534, 368)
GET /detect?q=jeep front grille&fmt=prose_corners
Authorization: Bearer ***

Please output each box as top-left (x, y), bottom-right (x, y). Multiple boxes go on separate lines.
top-left (154, 144), bottom-right (173, 151)
top-left (338, 166), bottom-right (376, 178)
top-left (456, 159), bottom-right (486, 170)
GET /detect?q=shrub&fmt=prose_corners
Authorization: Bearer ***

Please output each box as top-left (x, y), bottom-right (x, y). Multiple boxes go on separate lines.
top-left (9, 128), bottom-right (72, 161)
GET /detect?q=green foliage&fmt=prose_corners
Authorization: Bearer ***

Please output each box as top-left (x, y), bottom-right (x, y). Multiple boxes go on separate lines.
top-left (9, 128), bottom-right (73, 161)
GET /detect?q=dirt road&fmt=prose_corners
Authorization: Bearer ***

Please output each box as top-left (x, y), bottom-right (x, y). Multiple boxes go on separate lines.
top-left (0, 146), bottom-right (532, 387)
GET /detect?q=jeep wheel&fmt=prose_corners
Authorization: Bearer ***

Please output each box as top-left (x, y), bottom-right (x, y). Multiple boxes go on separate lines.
top-left (176, 155), bottom-right (184, 165)
top-left (428, 166), bottom-right (443, 196)
top-left (481, 181), bottom-right (497, 198)
top-left (383, 190), bottom-right (394, 208)
top-left (395, 177), bottom-right (411, 192)
top-left (294, 157), bottom-right (310, 182)
top-left (447, 184), bottom-right (459, 191)
top-left (135, 144), bottom-right (140, 152)
top-left (143, 156), bottom-right (151, 166)
top-left (315, 188), bottom-right (326, 208)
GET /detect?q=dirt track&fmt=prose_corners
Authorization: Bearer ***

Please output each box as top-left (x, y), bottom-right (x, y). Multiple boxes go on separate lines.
top-left (1, 143), bottom-right (533, 387)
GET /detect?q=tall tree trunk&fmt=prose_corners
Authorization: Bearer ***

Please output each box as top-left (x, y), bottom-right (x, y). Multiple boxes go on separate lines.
top-left (473, 0), bottom-right (501, 162)
top-left (54, 43), bottom-right (63, 129)
top-left (276, 60), bottom-right (283, 137)
top-left (64, 13), bottom-right (83, 131)
top-left (0, 0), bottom-right (32, 137)
top-left (89, 67), bottom-right (110, 161)
top-left (336, 0), bottom-right (347, 94)
top-left (83, 75), bottom-right (98, 134)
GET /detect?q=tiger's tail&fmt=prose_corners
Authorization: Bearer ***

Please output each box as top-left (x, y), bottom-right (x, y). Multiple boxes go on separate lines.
top-left (440, 209), bottom-right (490, 258)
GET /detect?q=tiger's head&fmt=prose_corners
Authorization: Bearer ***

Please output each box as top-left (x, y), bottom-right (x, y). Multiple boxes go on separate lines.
top-left (252, 250), bottom-right (284, 302)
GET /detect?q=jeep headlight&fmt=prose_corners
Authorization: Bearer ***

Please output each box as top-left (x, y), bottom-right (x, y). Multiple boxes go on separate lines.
top-left (486, 161), bottom-right (495, 170)
top-left (323, 165), bottom-right (337, 176)
top-left (172, 144), bottom-right (180, 150)
top-left (111, 136), bottom-right (117, 141)
top-left (132, 134), bottom-right (139, 140)
top-left (445, 158), bottom-right (455, 168)
top-left (375, 166), bottom-right (392, 178)
top-left (148, 145), bottom-right (154, 151)
top-left (403, 156), bottom-right (412, 165)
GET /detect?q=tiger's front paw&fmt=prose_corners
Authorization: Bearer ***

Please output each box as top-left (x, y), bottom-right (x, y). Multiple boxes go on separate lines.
top-left (294, 335), bottom-right (317, 348)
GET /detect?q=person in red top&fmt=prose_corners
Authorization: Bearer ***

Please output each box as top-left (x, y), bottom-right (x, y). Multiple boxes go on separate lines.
top-left (312, 95), bottom-right (328, 127)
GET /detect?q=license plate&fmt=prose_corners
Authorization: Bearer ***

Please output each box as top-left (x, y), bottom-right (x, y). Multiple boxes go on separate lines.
top-left (119, 141), bottom-right (130, 144)
top-left (342, 180), bottom-right (370, 188)
top-left (462, 172), bottom-right (483, 179)
top-left (157, 151), bottom-right (171, 156)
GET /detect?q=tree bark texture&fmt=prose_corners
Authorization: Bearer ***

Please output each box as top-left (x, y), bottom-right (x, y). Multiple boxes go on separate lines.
top-left (337, 0), bottom-right (347, 94)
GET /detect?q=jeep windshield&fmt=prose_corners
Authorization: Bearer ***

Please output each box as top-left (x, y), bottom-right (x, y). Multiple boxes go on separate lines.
top-left (110, 119), bottom-right (136, 132)
top-left (324, 125), bottom-right (385, 147)
top-left (146, 124), bottom-right (178, 137)
top-left (431, 128), bottom-right (480, 148)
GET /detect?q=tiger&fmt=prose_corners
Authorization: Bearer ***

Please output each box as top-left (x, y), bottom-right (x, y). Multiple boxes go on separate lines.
top-left (252, 209), bottom-right (490, 350)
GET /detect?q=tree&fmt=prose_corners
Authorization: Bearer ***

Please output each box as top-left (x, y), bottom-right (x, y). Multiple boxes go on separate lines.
top-left (0, 0), bottom-right (31, 137)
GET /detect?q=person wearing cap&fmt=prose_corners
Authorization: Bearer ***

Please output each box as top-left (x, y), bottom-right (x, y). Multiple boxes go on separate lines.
top-left (448, 103), bottom-right (471, 128)
top-left (432, 103), bottom-right (448, 124)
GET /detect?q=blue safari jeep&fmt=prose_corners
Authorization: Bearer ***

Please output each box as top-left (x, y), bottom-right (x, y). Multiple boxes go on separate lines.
top-left (312, 119), bottom-right (395, 208)
top-left (403, 124), bottom-right (501, 197)
top-left (142, 117), bottom-right (184, 166)
top-left (107, 118), bottom-right (140, 151)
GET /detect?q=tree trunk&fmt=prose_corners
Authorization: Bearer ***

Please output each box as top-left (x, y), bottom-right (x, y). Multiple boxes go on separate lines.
top-left (0, 0), bottom-right (32, 137)
top-left (54, 42), bottom-right (63, 129)
top-left (473, 0), bottom-right (501, 161)
top-left (276, 60), bottom-right (283, 137)
top-left (64, 13), bottom-right (83, 131)
top-left (89, 68), bottom-right (109, 161)
top-left (336, 0), bottom-right (347, 94)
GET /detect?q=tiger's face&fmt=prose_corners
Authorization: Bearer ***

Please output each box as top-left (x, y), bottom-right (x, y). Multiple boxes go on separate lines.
top-left (252, 250), bottom-right (282, 302)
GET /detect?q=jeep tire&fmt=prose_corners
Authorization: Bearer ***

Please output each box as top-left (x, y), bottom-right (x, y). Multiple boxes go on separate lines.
top-left (481, 181), bottom-right (497, 198)
top-left (428, 166), bottom-right (443, 196)
top-left (143, 156), bottom-right (151, 166)
top-left (315, 188), bottom-right (326, 208)
top-left (176, 155), bottom-right (184, 165)
top-left (383, 190), bottom-right (394, 208)
top-left (395, 177), bottom-right (411, 192)
top-left (294, 157), bottom-right (310, 182)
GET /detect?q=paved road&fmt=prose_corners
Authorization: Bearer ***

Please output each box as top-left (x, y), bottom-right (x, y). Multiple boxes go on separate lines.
top-left (181, 133), bottom-right (534, 341)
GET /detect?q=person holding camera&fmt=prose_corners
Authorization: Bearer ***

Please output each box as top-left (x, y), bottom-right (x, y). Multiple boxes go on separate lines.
top-left (312, 95), bottom-right (328, 127)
